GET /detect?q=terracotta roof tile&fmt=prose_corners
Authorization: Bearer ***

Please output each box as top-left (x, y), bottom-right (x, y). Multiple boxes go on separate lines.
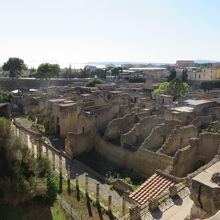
top-left (129, 173), bottom-right (175, 205)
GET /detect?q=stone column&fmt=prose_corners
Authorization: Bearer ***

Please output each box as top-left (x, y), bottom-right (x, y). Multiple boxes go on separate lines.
top-left (169, 185), bottom-right (178, 198)
top-left (37, 139), bottom-right (42, 158)
top-left (46, 147), bottom-right (49, 158)
top-left (148, 198), bottom-right (158, 210)
top-left (122, 197), bottom-right (126, 216)
top-left (85, 174), bottom-right (89, 194)
top-left (59, 155), bottom-right (62, 172)
top-left (96, 183), bottom-right (100, 203)
top-left (76, 174), bottom-right (79, 191)
top-left (108, 195), bottom-right (112, 212)
top-left (67, 165), bottom-right (71, 195)
top-left (130, 205), bottom-right (141, 220)
top-left (52, 151), bottom-right (55, 171)
top-left (30, 138), bottom-right (34, 156)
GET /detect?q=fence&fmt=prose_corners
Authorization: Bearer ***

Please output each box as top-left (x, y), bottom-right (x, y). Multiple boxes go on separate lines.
top-left (12, 121), bottom-right (127, 219)
top-left (57, 195), bottom-right (83, 220)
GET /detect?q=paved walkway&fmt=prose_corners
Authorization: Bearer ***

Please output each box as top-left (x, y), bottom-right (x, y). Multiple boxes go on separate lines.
top-left (160, 196), bottom-right (193, 220)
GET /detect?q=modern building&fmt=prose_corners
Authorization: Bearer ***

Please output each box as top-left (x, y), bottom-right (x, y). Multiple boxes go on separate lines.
top-left (176, 60), bottom-right (195, 67)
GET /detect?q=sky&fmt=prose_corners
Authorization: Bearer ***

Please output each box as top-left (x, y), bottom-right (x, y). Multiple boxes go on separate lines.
top-left (0, 0), bottom-right (220, 67)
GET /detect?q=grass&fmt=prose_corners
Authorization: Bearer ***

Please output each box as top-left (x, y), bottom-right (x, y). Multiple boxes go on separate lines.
top-left (51, 202), bottom-right (67, 220)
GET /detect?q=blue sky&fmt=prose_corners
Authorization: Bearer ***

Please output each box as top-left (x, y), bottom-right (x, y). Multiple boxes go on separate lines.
top-left (0, 0), bottom-right (220, 67)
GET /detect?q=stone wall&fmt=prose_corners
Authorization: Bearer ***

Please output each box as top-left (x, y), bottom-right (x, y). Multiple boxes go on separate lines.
top-left (0, 78), bottom-right (85, 90)
top-left (96, 102), bottom-right (120, 134)
top-left (199, 132), bottom-right (220, 163)
top-left (209, 107), bottom-right (220, 119)
top-left (172, 132), bottom-right (220, 177)
top-left (121, 116), bottom-right (164, 148)
top-left (163, 111), bottom-right (191, 124)
top-left (171, 139), bottom-right (199, 177)
top-left (94, 135), bottom-right (173, 177)
top-left (65, 131), bottom-right (94, 157)
top-left (104, 113), bottom-right (140, 142)
top-left (140, 120), bottom-right (181, 152)
top-left (192, 115), bottom-right (213, 129)
top-left (159, 125), bottom-right (198, 156)
top-left (190, 172), bottom-right (220, 217)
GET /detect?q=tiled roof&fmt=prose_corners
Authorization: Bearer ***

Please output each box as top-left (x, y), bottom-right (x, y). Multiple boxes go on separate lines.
top-left (129, 173), bottom-right (175, 205)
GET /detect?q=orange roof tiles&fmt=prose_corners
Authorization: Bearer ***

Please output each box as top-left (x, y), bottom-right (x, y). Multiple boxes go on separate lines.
top-left (129, 173), bottom-right (175, 205)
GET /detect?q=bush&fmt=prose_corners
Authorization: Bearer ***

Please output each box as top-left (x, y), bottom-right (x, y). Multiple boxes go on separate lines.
top-left (0, 119), bottom-right (58, 206)
top-left (0, 90), bottom-right (13, 103)
top-left (85, 77), bottom-right (103, 87)
top-left (46, 176), bottom-right (57, 206)
top-left (37, 157), bottom-right (51, 178)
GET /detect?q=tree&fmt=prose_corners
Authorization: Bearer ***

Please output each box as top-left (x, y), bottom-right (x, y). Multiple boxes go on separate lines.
top-left (94, 68), bottom-right (106, 79)
top-left (167, 69), bottom-right (177, 82)
top-left (169, 77), bottom-right (189, 101)
top-left (36, 63), bottom-right (60, 79)
top-left (181, 68), bottom-right (188, 83)
top-left (152, 82), bottom-right (170, 97)
top-left (111, 67), bottom-right (122, 76)
top-left (152, 77), bottom-right (189, 101)
top-left (2, 57), bottom-right (27, 78)
top-left (62, 64), bottom-right (73, 78)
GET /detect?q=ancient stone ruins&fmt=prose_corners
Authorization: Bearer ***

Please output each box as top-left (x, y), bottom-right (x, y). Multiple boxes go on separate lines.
top-left (4, 80), bottom-right (220, 220)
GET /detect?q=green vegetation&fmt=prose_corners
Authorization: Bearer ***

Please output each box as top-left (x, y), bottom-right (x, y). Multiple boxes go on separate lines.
top-left (35, 63), bottom-right (60, 79)
top-left (51, 202), bottom-right (67, 220)
top-left (0, 90), bottom-right (13, 103)
top-left (167, 69), bottom-right (177, 82)
top-left (0, 117), bottom-right (57, 207)
top-left (2, 57), bottom-right (27, 78)
top-left (152, 77), bottom-right (189, 101)
top-left (85, 77), bottom-right (104, 87)
top-left (181, 68), bottom-right (188, 83)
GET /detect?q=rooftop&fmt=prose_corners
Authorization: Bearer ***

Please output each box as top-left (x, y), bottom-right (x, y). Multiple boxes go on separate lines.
top-left (171, 106), bottom-right (194, 113)
top-left (129, 173), bottom-right (175, 205)
top-left (185, 99), bottom-right (213, 106)
top-left (48, 98), bottom-right (66, 103)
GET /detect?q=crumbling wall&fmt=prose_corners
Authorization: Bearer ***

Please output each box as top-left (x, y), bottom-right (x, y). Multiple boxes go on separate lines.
top-left (163, 111), bottom-right (190, 124)
top-left (192, 115), bottom-right (213, 129)
top-left (171, 140), bottom-right (199, 177)
top-left (121, 116), bottom-right (164, 148)
top-left (159, 125), bottom-right (198, 156)
top-left (209, 107), bottom-right (220, 120)
top-left (65, 131), bottom-right (94, 157)
top-left (59, 104), bottom-right (80, 137)
top-left (78, 113), bottom-right (96, 133)
top-left (172, 132), bottom-right (220, 177)
top-left (96, 102), bottom-right (120, 133)
top-left (140, 120), bottom-right (181, 152)
top-left (199, 132), bottom-right (220, 163)
top-left (94, 135), bottom-right (173, 177)
top-left (104, 113), bottom-right (140, 141)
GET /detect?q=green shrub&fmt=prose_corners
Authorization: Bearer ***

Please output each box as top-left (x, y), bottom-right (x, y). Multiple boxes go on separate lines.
top-left (85, 77), bottom-right (103, 87)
